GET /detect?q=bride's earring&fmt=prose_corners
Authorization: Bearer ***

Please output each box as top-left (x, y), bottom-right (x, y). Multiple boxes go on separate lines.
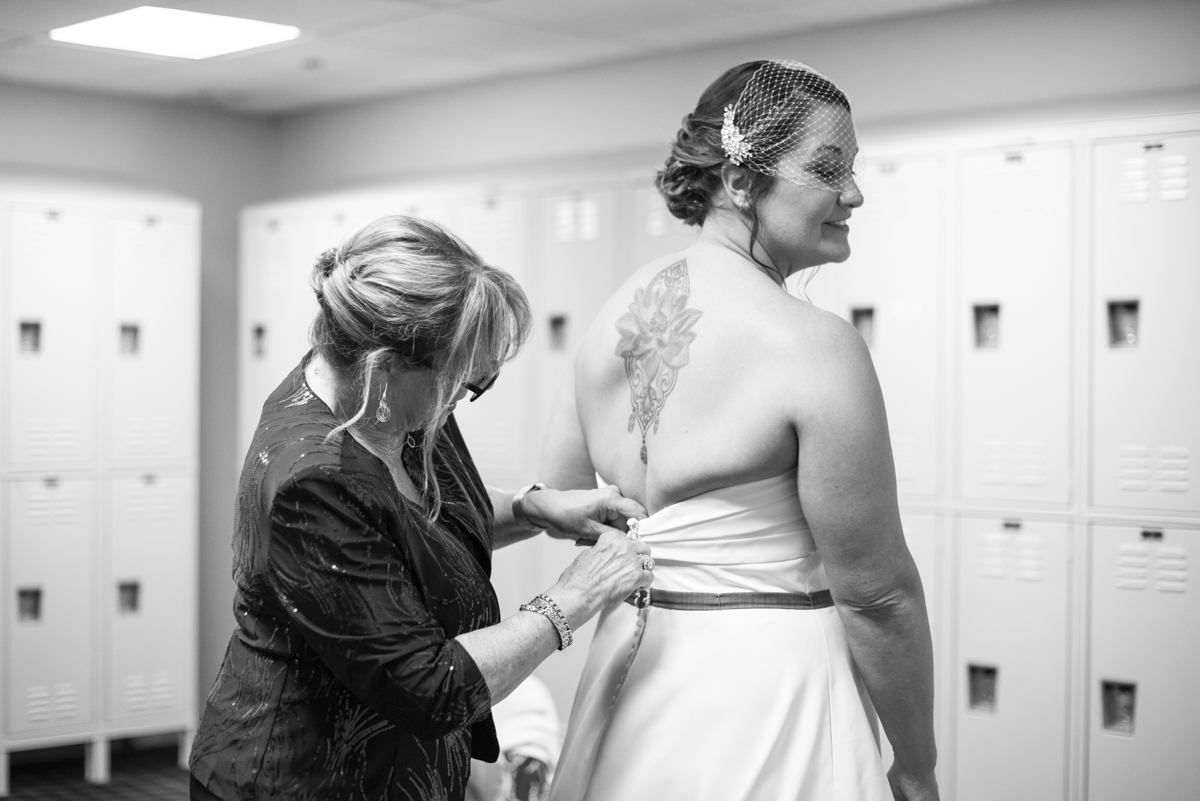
top-left (376, 382), bottom-right (392, 423)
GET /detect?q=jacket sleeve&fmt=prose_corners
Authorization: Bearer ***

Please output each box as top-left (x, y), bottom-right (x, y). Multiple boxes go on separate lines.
top-left (263, 465), bottom-right (493, 739)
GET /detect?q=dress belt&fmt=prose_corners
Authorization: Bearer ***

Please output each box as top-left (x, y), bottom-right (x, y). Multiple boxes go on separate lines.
top-left (623, 588), bottom-right (833, 610)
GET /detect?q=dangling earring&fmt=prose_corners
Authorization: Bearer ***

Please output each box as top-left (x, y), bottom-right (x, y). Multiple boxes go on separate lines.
top-left (376, 382), bottom-right (392, 423)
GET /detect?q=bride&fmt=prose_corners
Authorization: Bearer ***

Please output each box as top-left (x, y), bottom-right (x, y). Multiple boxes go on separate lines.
top-left (540, 61), bottom-right (938, 801)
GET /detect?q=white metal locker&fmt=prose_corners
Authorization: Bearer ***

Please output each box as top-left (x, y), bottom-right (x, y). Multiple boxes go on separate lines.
top-left (1091, 133), bottom-right (1200, 513)
top-left (106, 209), bottom-right (200, 469)
top-left (955, 516), bottom-right (1069, 801)
top-left (105, 472), bottom-right (194, 724)
top-left (624, 182), bottom-right (697, 283)
top-left (957, 144), bottom-right (1072, 504)
top-left (449, 192), bottom-right (539, 489)
top-left (836, 154), bottom-right (944, 499)
top-left (534, 185), bottom-right (621, 446)
top-left (5, 477), bottom-right (95, 737)
top-left (4, 204), bottom-right (100, 470)
top-left (1088, 524), bottom-right (1199, 800)
top-left (238, 211), bottom-right (321, 457)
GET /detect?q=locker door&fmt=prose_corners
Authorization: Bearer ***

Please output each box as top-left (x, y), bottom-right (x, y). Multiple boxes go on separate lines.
top-left (625, 182), bottom-right (697, 283)
top-left (534, 186), bottom-right (620, 444)
top-left (837, 155), bottom-right (943, 499)
top-left (1088, 525), bottom-right (1199, 800)
top-left (957, 145), bottom-right (1072, 504)
top-left (106, 472), bottom-right (194, 723)
top-left (6, 477), bottom-right (95, 736)
top-left (955, 516), bottom-right (1069, 801)
top-left (238, 212), bottom-right (323, 458)
top-left (449, 193), bottom-right (538, 489)
top-left (106, 209), bottom-right (200, 469)
top-left (1091, 134), bottom-right (1200, 512)
top-left (4, 204), bottom-right (99, 469)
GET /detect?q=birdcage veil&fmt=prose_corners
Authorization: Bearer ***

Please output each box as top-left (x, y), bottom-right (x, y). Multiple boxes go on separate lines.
top-left (720, 60), bottom-right (858, 192)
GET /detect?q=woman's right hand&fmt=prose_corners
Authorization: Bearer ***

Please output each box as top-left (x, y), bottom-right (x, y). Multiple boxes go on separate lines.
top-left (550, 529), bottom-right (653, 626)
top-left (887, 764), bottom-right (939, 801)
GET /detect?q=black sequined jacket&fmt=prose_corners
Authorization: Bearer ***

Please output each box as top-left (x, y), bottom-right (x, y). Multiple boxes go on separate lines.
top-left (190, 357), bottom-right (500, 800)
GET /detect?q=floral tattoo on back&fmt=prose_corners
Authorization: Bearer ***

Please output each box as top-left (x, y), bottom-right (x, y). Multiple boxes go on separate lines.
top-left (615, 259), bottom-right (702, 464)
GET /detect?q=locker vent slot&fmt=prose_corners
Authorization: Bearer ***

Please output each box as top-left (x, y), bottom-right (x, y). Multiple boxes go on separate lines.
top-left (1107, 301), bottom-right (1139, 348)
top-left (1101, 681), bottom-right (1136, 734)
top-left (1159, 153), bottom-right (1189, 201)
top-left (968, 665), bottom-right (998, 712)
top-left (19, 321), bottom-right (41, 353)
top-left (1016, 441), bottom-right (1046, 486)
top-left (53, 420), bottom-right (78, 460)
top-left (125, 675), bottom-right (149, 712)
top-left (577, 198), bottom-right (600, 241)
top-left (126, 417), bottom-right (171, 459)
top-left (26, 420), bottom-right (52, 461)
top-left (17, 587), bottom-right (43, 622)
top-left (118, 581), bottom-right (141, 614)
top-left (27, 488), bottom-right (51, 525)
top-left (1115, 544), bottom-right (1149, 590)
top-left (152, 672), bottom-right (175, 709)
top-left (1117, 445), bottom-right (1151, 491)
top-left (119, 323), bottom-right (140, 354)
top-left (1119, 156), bottom-right (1149, 204)
top-left (127, 480), bottom-right (171, 520)
top-left (982, 439), bottom-right (1007, 485)
top-left (252, 324), bottom-right (267, 358)
top-left (554, 199), bottom-right (576, 242)
top-left (851, 307), bottom-right (874, 348)
top-left (1156, 446), bottom-right (1189, 493)
top-left (54, 683), bottom-right (78, 719)
top-left (979, 531), bottom-right (1007, 578)
top-left (53, 489), bottom-right (78, 524)
top-left (1155, 546), bottom-right (1187, 593)
top-left (549, 316), bottom-right (568, 350)
top-left (1013, 534), bottom-right (1045, 582)
top-left (27, 686), bottom-right (52, 722)
top-left (973, 305), bottom-right (1000, 348)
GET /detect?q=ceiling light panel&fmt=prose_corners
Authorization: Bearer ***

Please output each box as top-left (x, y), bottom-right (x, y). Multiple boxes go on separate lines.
top-left (48, 6), bottom-right (301, 60)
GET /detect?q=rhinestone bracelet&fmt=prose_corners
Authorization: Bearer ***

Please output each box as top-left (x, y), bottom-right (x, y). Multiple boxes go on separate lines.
top-left (519, 594), bottom-right (573, 650)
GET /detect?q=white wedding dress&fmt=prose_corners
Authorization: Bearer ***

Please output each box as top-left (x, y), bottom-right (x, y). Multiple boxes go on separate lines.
top-left (548, 470), bottom-right (891, 801)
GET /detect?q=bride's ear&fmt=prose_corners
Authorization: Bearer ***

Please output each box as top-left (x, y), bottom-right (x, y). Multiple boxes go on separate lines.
top-left (719, 164), bottom-right (755, 211)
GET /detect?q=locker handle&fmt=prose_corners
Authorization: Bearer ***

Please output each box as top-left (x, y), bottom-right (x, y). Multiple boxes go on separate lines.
top-left (1002, 519), bottom-right (1022, 531)
top-left (19, 321), bottom-right (41, 353)
top-left (973, 305), bottom-right (1000, 349)
top-left (1107, 301), bottom-right (1139, 348)
top-left (118, 581), bottom-right (140, 614)
top-left (17, 587), bottom-right (43, 623)
top-left (252, 324), bottom-right (267, 358)
top-left (968, 664), bottom-right (998, 712)
top-left (1101, 681), bottom-right (1136, 734)
top-left (120, 323), bottom-right (140, 355)
top-left (549, 316), bottom-right (568, 350)
top-left (1141, 529), bottom-right (1163, 541)
top-left (851, 307), bottom-right (875, 348)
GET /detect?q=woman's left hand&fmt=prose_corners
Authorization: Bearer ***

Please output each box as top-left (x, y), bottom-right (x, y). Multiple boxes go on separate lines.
top-left (524, 486), bottom-right (646, 543)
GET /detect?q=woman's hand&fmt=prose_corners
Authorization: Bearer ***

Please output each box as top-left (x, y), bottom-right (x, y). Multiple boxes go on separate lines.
top-left (887, 764), bottom-right (939, 801)
top-left (551, 529), bottom-right (654, 625)
top-left (524, 485), bottom-right (646, 544)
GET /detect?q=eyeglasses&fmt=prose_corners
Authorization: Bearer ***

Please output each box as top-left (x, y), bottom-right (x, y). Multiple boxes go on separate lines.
top-left (462, 372), bottom-right (499, 402)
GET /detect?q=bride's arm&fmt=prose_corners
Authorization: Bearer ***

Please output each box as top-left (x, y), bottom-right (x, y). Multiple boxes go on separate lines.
top-left (793, 317), bottom-right (939, 799)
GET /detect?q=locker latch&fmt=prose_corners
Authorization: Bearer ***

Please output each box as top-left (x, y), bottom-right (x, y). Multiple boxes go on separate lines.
top-left (1107, 301), bottom-right (1139, 348)
top-left (17, 588), bottom-right (43, 623)
top-left (973, 305), bottom-right (1000, 349)
top-left (120, 323), bottom-right (140, 354)
top-left (19, 321), bottom-right (41, 353)
top-left (968, 664), bottom-right (998, 712)
top-left (1101, 681), bottom-right (1136, 734)
top-left (851, 307), bottom-right (875, 348)
top-left (118, 581), bottom-right (141, 614)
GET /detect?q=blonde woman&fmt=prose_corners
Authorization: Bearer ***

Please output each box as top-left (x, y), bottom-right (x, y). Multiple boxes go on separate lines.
top-left (189, 216), bottom-right (653, 800)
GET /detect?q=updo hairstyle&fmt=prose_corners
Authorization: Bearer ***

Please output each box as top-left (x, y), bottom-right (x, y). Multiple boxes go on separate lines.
top-left (656, 60), bottom-right (852, 229)
top-left (310, 214), bottom-right (532, 518)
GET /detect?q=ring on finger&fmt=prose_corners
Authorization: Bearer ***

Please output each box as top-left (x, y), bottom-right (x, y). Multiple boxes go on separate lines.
top-left (640, 554), bottom-right (654, 571)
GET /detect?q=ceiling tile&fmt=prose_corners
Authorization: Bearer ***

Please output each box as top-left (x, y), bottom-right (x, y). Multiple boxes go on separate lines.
top-left (0, 1), bottom-right (143, 33)
top-left (0, 36), bottom-right (169, 84)
top-left (161, 0), bottom-right (432, 34)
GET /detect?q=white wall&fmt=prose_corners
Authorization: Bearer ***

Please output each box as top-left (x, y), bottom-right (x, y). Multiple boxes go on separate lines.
top-left (0, 81), bottom-right (277, 711)
top-left (272, 0), bottom-right (1200, 196)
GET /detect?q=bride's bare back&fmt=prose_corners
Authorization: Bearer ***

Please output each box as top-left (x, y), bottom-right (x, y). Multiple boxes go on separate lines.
top-left (544, 239), bottom-right (873, 514)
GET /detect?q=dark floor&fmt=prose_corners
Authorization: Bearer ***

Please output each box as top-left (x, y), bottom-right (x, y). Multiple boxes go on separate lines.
top-left (8, 746), bottom-right (188, 801)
